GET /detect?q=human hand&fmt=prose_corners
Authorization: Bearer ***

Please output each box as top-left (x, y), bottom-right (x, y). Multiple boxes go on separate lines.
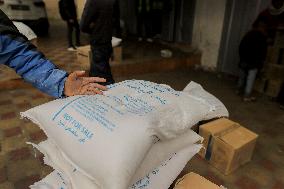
top-left (69, 19), bottom-right (74, 23)
top-left (64, 71), bottom-right (107, 96)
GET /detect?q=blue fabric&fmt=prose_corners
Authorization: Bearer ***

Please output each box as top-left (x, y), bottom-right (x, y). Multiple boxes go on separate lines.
top-left (0, 34), bottom-right (67, 98)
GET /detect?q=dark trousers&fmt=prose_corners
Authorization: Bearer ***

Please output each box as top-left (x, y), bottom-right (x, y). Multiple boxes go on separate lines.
top-left (137, 12), bottom-right (152, 38)
top-left (67, 19), bottom-right (80, 47)
top-left (90, 41), bottom-right (115, 85)
top-left (152, 10), bottom-right (162, 35)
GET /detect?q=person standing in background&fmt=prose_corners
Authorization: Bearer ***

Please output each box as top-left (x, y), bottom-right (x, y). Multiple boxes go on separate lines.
top-left (135, 0), bottom-right (153, 42)
top-left (80, 0), bottom-right (116, 85)
top-left (238, 20), bottom-right (268, 102)
top-left (113, 0), bottom-right (122, 38)
top-left (151, 0), bottom-right (172, 38)
top-left (256, 0), bottom-right (284, 44)
top-left (255, 0), bottom-right (284, 107)
top-left (151, 0), bottom-right (163, 38)
top-left (59, 0), bottom-right (81, 51)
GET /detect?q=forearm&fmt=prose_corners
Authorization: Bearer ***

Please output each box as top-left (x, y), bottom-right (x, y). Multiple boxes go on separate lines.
top-left (0, 35), bottom-right (68, 98)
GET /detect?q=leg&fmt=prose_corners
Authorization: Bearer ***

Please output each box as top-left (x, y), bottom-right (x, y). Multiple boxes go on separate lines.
top-left (73, 19), bottom-right (81, 46)
top-left (145, 12), bottom-right (153, 39)
top-left (113, 0), bottom-right (122, 38)
top-left (90, 42), bottom-right (115, 85)
top-left (66, 21), bottom-right (73, 48)
top-left (152, 10), bottom-right (162, 36)
top-left (137, 13), bottom-right (143, 38)
top-left (237, 69), bottom-right (247, 94)
top-left (244, 69), bottom-right (258, 97)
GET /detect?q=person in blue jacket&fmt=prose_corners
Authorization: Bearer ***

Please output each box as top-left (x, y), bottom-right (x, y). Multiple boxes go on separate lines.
top-left (0, 10), bottom-right (107, 98)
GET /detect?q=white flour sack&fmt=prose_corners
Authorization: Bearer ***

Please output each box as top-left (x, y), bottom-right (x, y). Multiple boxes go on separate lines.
top-left (22, 80), bottom-right (225, 189)
top-left (183, 81), bottom-right (229, 120)
top-left (130, 129), bottom-right (203, 182)
top-left (29, 139), bottom-right (202, 189)
top-left (148, 81), bottom-right (228, 140)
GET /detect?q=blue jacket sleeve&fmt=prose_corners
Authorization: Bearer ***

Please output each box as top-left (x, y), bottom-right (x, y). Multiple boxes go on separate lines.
top-left (0, 34), bottom-right (68, 98)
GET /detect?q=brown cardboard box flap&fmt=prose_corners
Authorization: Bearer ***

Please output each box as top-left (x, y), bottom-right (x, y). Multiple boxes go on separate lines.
top-left (199, 118), bottom-right (237, 158)
top-left (199, 118), bottom-right (258, 175)
top-left (174, 172), bottom-right (222, 189)
top-left (77, 45), bottom-right (91, 52)
top-left (220, 126), bottom-right (258, 149)
top-left (201, 118), bottom-right (237, 135)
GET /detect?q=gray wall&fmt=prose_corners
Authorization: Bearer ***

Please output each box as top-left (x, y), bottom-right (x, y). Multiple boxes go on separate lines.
top-left (191, 0), bottom-right (227, 70)
top-left (191, 0), bottom-right (270, 72)
top-left (218, 0), bottom-right (271, 75)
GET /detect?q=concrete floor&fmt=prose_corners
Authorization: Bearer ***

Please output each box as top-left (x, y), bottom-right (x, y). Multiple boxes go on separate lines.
top-left (117, 70), bottom-right (284, 189)
top-left (0, 21), bottom-right (283, 189)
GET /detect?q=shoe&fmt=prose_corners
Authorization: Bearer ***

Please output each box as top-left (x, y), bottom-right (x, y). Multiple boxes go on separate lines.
top-left (146, 38), bottom-right (153, 43)
top-left (243, 96), bottom-right (256, 102)
top-left (138, 37), bottom-right (143, 42)
top-left (280, 105), bottom-right (284, 110)
top-left (67, 47), bottom-right (76, 51)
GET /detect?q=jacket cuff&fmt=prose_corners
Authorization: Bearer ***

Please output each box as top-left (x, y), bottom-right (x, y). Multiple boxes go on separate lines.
top-left (59, 76), bottom-right (68, 98)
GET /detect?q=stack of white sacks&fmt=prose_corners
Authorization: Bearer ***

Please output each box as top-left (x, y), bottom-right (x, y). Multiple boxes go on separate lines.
top-left (21, 80), bottom-right (228, 189)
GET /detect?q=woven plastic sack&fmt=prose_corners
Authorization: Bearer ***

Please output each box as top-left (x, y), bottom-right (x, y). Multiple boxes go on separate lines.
top-left (30, 139), bottom-right (202, 189)
top-left (23, 80), bottom-right (210, 189)
top-left (183, 81), bottom-right (229, 120)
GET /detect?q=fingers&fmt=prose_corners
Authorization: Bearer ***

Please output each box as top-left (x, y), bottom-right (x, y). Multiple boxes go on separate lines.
top-left (85, 83), bottom-right (105, 95)
top-left (86, 87), bottom-right (103, 95)
top-left (70, 71), bottom-right (106, 85)
top-left (91, 83), bottom-right (107, 91)
top-left (68, 71), bottom-right (86, 80)
top-left (82, 77), bottom-right (107, 86)
top-left (66, 71), bottom-right (108, 96)
top-left (79, 83), bottom-right (104, 95)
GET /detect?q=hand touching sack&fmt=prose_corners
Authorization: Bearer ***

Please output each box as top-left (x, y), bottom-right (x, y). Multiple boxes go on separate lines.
top-left (64, 71), bottom-right (107, 96)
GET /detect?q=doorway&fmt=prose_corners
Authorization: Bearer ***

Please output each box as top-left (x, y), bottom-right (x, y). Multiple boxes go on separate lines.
top-left (120, 0), bottom-right (196, 43)
top-left (218, 0), bottom-right (270, 75)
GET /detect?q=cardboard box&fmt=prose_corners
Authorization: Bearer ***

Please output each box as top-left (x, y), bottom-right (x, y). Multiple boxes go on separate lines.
top-left (265, 46), bottom-right (273, 64)
top-left (253, 78), bottom-right (267, 93)
top-left (265, 79), bottom-right (283, 98)
top-left (77, 45), bottom-right (122, 68)
top-left (271, 29), bottom-right (284, 65)
top-left (199, 118), bottom-right (258, 175)
top-left (111, 46), bottom-right (122, 64)
top-left (264, 64), bottom-right (284, 81)
top-left (77, 45), bottom-right (92, 70)
top-left (174, 172), bottom-right (225, 189)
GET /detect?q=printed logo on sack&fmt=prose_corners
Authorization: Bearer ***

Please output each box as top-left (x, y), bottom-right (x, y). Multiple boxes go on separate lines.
top-left (130, 154), bottom-right (176, 189)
